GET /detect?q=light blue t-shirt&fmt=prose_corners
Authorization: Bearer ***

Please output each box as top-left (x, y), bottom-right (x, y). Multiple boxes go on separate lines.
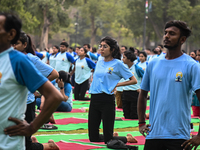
top-left (89, 59), bottom-right (133, 95)
top-left (0, 47), bottom-right (47, 150)
top-left (55, 52), bottom-right (75, 72)
top-left (137, 61), bottom-right (147, 71)
top-left (141, 54), bottom-right (200, 140)
top-left (26, 53), bottom-right (53, 104)
top-left (40, 51), bottom-right (49, 63)
top-left (52, 80), bottom-right (73, 107)
top-left (75, 57), bottom-right (96, 84)
top-left (123, 64), bottom-right (141, 91)
top-left (48, 53), bottom-right (59, 69)
top-left (87, 51), bottom-right (98, 61)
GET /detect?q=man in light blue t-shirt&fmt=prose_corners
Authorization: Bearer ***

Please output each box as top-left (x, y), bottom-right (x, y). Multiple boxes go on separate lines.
top-left (138, 20), bottom-right (200, 150)
top-left (0, 13), bottom-right (64, 150)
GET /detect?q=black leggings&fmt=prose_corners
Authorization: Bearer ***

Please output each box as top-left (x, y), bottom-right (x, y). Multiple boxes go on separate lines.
top-left (25, 101), bottom-right (43, 150)
top-left (88, 93), bottom-right (127, 144)
top-left (74, 79), bottom-right (90, 100)
top-left (144, 139), bottom-right (189, 150)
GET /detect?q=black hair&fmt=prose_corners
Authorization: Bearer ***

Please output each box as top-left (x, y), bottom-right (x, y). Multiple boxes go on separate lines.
top-left (0, 12), bottom-right (22, 44)
top-left (83, 44), bottom-right (90, 49)
top-left (152, 47), bottom-right (158, 54)
top-left (139, 51), bottom-right (147, 58)
top-left (190, 50), bottom-right (197, 55)
top-left (165, 20), bottom-right (191, 38)
top-left (60, 42), bottom-right (69, 48)
top-left (19, 31), bottom-right (36, 55)
top-left (53, 45), bottom-right (60, 53)
top-left (121, 45), bottom-right (127, 50)
top-left (100, 36), bottom-right (121, 60)
top-left (129, 47), bottom-right (135, 53)
top-left (76, 46), bottom-right (81, 49)
top-left (92, 47), bottom-right (97, 53)
top-left (145, 48), bottom-right (151, 51)
top-left (124, 50), bottom-right (137, 62)
top-left (58, 71), bottom-right (71, 84)
top-left (69, 47), bottom-right (74, 51)
top-left (157, 44), bottom-right (163, 49)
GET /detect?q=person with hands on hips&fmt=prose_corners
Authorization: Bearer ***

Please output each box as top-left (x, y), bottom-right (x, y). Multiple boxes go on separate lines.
top-left (138, 20), bottom-right (200, 150)
top-left (0, 13), bottom-right (64, 150)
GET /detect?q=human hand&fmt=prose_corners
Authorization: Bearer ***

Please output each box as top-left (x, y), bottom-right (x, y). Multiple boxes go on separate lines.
top-left (57, 79), bottom-right (64, 88)
top-left (139, 124), bottom-right (151, 137)
top-left (181, 134), bottom-right (200, 150)
top-left (4, 117), bottom-right (36, 137)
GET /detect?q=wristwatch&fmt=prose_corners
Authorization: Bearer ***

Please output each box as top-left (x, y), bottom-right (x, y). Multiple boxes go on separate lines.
top-left (60, 87), bottom-right (64, 89)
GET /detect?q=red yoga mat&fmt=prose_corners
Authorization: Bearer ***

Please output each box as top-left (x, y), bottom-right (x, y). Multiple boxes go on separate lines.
top-left (55, 117), bottom-right (88, 125)
top-left (71, 136), bottom-right (145, 145)
top-left (56, 141), bottom-right (103, 150)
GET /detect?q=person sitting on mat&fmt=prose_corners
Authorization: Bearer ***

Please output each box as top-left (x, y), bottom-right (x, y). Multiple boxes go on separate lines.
top-left (37, 70), bottom-right (73, 112)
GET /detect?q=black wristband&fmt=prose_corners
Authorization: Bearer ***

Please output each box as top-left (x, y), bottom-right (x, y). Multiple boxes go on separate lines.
top-left (138, 122), bottom-right (146, 124)
top-left (60, 87), bottom-right (64, 89)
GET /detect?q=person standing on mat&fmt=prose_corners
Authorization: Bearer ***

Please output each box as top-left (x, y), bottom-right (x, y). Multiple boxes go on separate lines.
top-left (88, 36), bottom-right (137, 144)
top-left (138, 20), bottom-right (200, 150)
top-left (70, 47), bottom-right (96, 100)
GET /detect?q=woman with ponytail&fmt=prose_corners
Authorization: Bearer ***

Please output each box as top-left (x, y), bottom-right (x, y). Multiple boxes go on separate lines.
top-left (88, 36), bottom-right (138, 144)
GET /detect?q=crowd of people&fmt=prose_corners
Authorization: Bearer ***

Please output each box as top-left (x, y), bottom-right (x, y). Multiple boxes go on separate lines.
top-left (1, 12), bottom-right (200, 150)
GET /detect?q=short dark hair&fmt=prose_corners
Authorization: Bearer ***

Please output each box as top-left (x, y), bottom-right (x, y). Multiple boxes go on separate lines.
top-left (83, 44), bottom-right (90, 49)
top-left (60, 42), bottom-right (69, 48)
top-left (129, 47), bottom-right (135, 53)
top-left (124, 50), bottom-right (137, 62)
top-left (165, 20), bottom-right (191, 38)
top-left (92, 47), bottom-right (97, 53)
top-left (139, 51), bottom-right (147, 58)
top-left (145, 48), bottom-right (151, 51)
top-left (157, 44), bottom-right (163, 49)
top-left (100, 36), bottom-right (121, 60)
top-left (121, 45), bottom-right (127, 50)
top-left (58, 71), bottom-right (71, 84)
top-left (0, 12), bottom-right (22, 44)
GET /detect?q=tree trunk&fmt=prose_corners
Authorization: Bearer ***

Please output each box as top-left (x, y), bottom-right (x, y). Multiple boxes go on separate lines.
top-left (39, 5), bottom-right (50, 51)
top-left (90, 15), bottom-right (97, 47)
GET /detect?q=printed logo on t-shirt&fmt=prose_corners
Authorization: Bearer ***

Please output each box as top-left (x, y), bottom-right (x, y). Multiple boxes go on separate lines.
top-left (81, 65), bottom-right (84, 69)
top-left (132, 72), bottom-right (134, 75)
top-left (175, 72), bottom-right (183, 82)
top-left (107, 67), bottom-right (113, 74)
top-left (0, 72), bottom-right (2, 85)
top-left (62, 58), bottom-right (65, 61)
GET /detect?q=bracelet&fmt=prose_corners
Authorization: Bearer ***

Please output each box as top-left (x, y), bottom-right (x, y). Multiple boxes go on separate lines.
top-left (138, 122), bottom-right (146, 124)
top-left (60, 87), bottom-right (64, 89)
top-left (139, 123), bottom-right (146, 127)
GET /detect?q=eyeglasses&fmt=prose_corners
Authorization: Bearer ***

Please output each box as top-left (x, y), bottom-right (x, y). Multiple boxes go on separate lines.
top-left (99, 45), bottom-right (109, 49)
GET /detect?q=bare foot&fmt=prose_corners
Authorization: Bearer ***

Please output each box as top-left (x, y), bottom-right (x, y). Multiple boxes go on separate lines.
top-left (113, 132), bottom-right (118, 137)
top-left (31, 136), bottom-right (39, 143)
top-left (126, 134), bottom-right (138, 143)
top-left (49, 115), bottom-right (56, 124)
top-left (47, 139), bottom-right (60, 150)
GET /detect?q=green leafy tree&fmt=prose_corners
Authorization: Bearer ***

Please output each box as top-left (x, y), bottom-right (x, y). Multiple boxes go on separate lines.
top-left (0, 0), bottom-right (39, 33)
top-left (24, 0), bottom-right (79, 50)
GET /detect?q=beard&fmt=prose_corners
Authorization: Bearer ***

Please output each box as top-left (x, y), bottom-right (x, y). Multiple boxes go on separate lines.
top-left (164, 43), bottom-right (179, 50)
